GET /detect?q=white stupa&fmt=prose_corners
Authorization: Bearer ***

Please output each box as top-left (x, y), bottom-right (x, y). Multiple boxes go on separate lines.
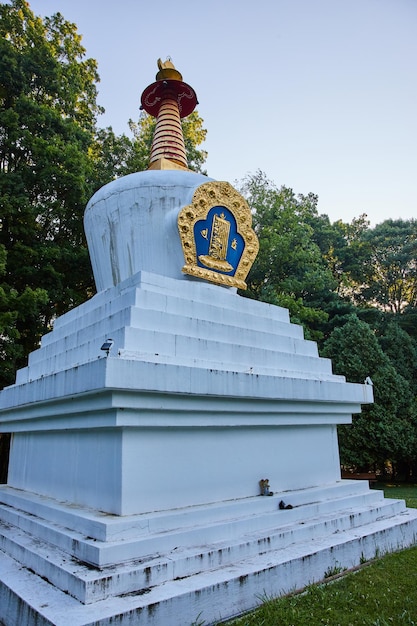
top-left (0, 59), bottom-right (416, 626)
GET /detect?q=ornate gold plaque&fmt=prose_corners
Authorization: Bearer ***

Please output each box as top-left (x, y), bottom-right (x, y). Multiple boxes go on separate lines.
top-left (178, 181), bottom-right (259, 289)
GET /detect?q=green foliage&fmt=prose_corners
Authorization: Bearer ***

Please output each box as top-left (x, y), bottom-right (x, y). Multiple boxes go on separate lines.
top-left (323, 561), bottom-right (347, 578)
top-left (88, 126), bottom-right (133, 192)
top-left (322, 315), bottom-right (417, 472)
top-left (223, 543), bottom-right (417, 626)
top-left (360, 219), bottom-right (417, 313)
top-left (181, 110), bottom-right (208, 173)
top-left (0, 2), bottom-right (208, 390)
top-left (0, 282), bottom-right (49, 383)
top-left (237, 168), bottom-right (417, 473)
top-left (377, 321), bottom-right (417, 393)
top-left (340, 219), bottom-right (417, 313)
top-left (400, 305), bottom-right (417, 342)
top-left (241, 171), bottom-right (336, 339)
top-left (329, 214), bottom-right (371, 295)
top-left (0, 0), bottom-right (101, 387)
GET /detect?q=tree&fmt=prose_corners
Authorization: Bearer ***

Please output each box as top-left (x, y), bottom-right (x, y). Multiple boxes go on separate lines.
top-left (354, 219), bottom-right (417, 314)
top-left (323, 215), bottom-right (371, 297)
top-left (377, 320), bottom-right (417, 396)
top-left (0, 0), bottom-right (102, 387)
top-left (237, 171), bottom-right (417, 475)
top-left (88, 126), bottom-right (133, 193)
top-left (240, 171), bottom-right (336, 338)
top-left (322, 315), bottom-right (417, 477)
top-left (0, 2), bottom-right (209, 389)
top-left (180, 110), bottom-right (208, 173)
top-left (399, 305), bottom-right (417, 342)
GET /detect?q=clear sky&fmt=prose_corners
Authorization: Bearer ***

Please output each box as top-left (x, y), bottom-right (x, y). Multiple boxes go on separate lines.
top-left (26, 0), bottom-right (417, 225)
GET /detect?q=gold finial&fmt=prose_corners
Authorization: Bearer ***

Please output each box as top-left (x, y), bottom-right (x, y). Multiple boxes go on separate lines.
top-left (156, 58), bottom-right (183, 81)
top-left (157, 58), bottom-right (173, 70)
top-left (140, 58), bottom-right (198, 171)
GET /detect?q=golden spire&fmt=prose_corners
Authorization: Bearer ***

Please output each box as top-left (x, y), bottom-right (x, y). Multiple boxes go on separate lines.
top-left (140, 59), bottom-right (198, 171)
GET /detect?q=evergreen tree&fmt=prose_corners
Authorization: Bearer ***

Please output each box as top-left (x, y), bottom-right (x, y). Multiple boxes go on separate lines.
top-left (377, 320), bottom-right (417, 394)
top-left (322, 315), bottom-right (417, 477)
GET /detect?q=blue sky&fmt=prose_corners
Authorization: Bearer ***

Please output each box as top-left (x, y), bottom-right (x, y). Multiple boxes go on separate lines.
top-left (27, 0), bottom-right (416, 225)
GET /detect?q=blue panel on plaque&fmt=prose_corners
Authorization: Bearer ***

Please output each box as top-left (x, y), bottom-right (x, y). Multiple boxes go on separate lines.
top-left (194, 206), bottom-right (244, 276)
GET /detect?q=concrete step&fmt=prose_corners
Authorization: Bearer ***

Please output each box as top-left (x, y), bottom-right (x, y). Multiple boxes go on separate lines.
top-left (0, 481), bottom-right (381, 544)
top-left (23, 278), bottom-right (317, 382)
top-left (1, 506), bottom-right (417, 626)
top-left (49, 271), bottom-right (291, 335)
top-left (0, 484), bottom-right (409, 605)
top-left (25, 319), bottom-right (328, 380)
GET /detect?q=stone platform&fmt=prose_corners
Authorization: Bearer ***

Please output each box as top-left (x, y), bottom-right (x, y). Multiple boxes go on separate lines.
top-left (0, 271), bottom-right (372, 517)
top-left (0, 268), bottom-right (409, 625)
top-left (1, 480), bottom-right (417, 625)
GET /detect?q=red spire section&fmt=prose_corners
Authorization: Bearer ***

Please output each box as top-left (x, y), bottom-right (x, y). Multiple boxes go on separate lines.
top-left (140, 59), bottom-right (198, 171)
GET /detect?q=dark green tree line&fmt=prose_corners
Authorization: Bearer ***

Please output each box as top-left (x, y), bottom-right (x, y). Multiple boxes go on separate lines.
top-left (241, 171), bottom-right (417, 479)
top-left (322, 315), bottom-right (417, 477)
top-left (239, 171), bottom-right (336, 339)
top-left (0, 0), bottom-right (101, 384)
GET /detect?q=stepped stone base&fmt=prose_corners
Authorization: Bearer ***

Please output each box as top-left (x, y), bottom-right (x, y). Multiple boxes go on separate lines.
top-left (0, 270), bottom-right (397, 625)
top-left (0, 271), bottom-right (373, 518)
top-left (1, 481), bottom-right (417, 625)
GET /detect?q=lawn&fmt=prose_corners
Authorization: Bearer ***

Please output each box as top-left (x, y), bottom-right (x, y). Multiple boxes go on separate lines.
top-left (373, 483), bottom-right (417, 509)
top-left (219, 484), bottom-right (417, 626)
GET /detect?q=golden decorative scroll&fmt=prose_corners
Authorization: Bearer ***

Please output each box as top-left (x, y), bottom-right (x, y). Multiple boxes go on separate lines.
top-left (178, 181), bottom-right (259, 289)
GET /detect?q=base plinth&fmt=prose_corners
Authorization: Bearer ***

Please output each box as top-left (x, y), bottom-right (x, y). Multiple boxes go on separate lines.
top-left (1, 482), bottom-right (417, 625)
top-left (0, 271), bottom-right (388, 625)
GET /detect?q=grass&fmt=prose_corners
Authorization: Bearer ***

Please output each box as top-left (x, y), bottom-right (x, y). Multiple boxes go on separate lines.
top-left (373, 483), bottom-right (417, 509)
top-left (218, 484), bottom-right (417, 626)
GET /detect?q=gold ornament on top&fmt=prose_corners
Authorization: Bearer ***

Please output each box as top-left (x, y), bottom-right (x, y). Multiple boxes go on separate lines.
top-left (140, 58), bottom-right (198, 171)
top-left (178, 181), bottom-right (259, 289)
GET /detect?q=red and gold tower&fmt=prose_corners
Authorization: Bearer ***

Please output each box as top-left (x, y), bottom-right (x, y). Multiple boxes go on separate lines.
top-left (140, 58), bottom-right (198, 171)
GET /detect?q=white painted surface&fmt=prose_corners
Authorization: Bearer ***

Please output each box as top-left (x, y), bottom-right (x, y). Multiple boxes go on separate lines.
top-left (0, 262), bottom-right (373, 516)
top-left (0, 268), bottom-right (372, 516)
top-left (1, 481), bottom-right (417, 625)
top-left (0, 170), bottom-right (382, 624)
top-left (8, 430), bottom-right (122, 514)
top-left (6, 423), bottom-right (340, 515)
top-left (84, 170), bottom-right (212, 291)
top-left (0, 250), bottom-right (372, 515)
top-left (2, 270), bottom-right (371, 403)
